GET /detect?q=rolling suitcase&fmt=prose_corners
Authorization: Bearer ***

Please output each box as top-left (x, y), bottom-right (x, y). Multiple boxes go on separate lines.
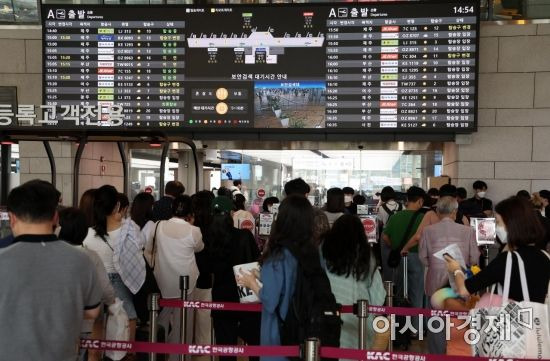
top-left (392, 255), bottom-right (412, 351)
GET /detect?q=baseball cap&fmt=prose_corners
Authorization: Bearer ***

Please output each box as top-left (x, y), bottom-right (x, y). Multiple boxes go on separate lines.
top-left (212, 196), bottom-right (233, 213)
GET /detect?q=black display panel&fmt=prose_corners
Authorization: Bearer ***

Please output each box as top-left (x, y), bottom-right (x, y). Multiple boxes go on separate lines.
top-left (36, 1), bottom-right (479, 133)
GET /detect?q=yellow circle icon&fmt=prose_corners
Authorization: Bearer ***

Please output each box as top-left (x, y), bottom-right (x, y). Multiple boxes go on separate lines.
top-left (216, 102), bottom-right (228, 115)
top-left (216, 88), bottom-right (229, 101)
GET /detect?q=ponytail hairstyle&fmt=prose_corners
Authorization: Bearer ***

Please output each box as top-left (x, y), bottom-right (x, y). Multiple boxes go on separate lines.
top-left (93, 185), bottom-right (119, 241)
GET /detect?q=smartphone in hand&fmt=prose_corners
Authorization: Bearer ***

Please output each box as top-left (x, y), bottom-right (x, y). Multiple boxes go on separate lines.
top-left (443, 253), bottom-right (455, 261)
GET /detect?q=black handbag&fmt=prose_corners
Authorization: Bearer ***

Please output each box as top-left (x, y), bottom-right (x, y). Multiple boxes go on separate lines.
top-left (145, 221), bottom-right (161, 290)
top-left (133, 222), bottom-right (161, 323)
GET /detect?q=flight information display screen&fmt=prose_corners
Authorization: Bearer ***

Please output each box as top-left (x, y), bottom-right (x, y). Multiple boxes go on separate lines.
top-left (40, 1), bottom-right (479, 132)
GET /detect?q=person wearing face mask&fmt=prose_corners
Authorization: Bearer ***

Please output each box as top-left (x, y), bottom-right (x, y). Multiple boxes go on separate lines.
top-left (461, 180), bottom-right (493, 219)
top-left (445, 196), bottom-right (550, 306)
top-left (343, 187), bottom-right (357, 215)
top-left (262, 196), bottom-right (279, 213)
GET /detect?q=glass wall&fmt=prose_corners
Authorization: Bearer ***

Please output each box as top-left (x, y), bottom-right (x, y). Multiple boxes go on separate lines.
top-left (0, 0), bottom-right (38, 22)
top-left (217, 149), bottom-right (441, 206)
top-left (129, 147), bottom-right (179, 200)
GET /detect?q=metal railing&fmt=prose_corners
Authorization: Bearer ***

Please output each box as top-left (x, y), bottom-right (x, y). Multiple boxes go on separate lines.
top-left (146, 275), bottom-right (396, 361)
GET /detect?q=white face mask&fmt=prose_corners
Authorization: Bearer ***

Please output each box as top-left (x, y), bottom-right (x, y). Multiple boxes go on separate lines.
top-left (477, 191), bottom-right (486, 198)
top-left (344, 195), bottom-right (353, 204)
top-left (496, 225), bottom-right (507, 243)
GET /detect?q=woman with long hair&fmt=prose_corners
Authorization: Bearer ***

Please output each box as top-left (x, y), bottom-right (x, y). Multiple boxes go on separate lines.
top-left (83, 185), bottom-right (146, 356)
top-left (79, 188), bottom-right (96, 227)
top-left (130, 191), bottom-right (157, 325)
top-left (322, 215), bottom-right (386, 349)
top-left (238, 195), bottom-right (330, 361)
top-left (208, 196), bottom-right (261, 361)
top-left (191, 190), bottom-right (215, 345)
top-left (131, 191), bottom-right (156, 235)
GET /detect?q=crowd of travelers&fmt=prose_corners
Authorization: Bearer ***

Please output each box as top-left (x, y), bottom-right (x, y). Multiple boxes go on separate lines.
top-left (0, 177), bottom-right (549, 361)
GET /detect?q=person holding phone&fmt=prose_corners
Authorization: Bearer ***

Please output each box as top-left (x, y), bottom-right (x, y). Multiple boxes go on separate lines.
top-left (445, 196), bottom-right (550, 303)
top-left (419, 196), bottom-right (479, 354)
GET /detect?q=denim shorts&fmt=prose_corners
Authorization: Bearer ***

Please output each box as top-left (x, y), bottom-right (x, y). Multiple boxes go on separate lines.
top-left (108, 273), bottom-right (137, 320)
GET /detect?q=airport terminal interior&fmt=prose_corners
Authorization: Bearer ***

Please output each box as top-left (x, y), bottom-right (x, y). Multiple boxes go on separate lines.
top-left (0, 0), bottom-right (549, 205)
top-left (1, 0), bottom-right (550, 360)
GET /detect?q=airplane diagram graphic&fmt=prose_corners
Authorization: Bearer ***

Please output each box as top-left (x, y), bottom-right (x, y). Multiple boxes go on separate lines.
top-left (187, 31), bottom-right (325, 64)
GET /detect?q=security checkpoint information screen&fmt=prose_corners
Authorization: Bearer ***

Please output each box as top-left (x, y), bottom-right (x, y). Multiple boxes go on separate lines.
top-left (40, 1), bottom-right (479, 132)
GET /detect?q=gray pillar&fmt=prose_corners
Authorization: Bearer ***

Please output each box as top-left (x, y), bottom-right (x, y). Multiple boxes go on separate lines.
top-left (178, 150), bottom-right (203, 193)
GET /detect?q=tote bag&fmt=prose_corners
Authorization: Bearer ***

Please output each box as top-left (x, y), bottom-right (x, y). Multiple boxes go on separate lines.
top-left (105, 298), bottom-right (130, 360)
top-left (469, 251), bottom-right (550, 359)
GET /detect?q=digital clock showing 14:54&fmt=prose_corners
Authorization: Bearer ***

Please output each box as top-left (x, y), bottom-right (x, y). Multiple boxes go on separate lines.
top-left (453, 6), bottom-right (475, 14)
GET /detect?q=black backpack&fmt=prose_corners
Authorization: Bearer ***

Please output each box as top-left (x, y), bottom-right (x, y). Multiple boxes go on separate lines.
top-left (278, 247), bottom-right (342, 360)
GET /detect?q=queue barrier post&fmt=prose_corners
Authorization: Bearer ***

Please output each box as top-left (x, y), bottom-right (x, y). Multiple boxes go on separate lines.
top-left (180, 275), bottom-right (190, 361)
top-left (304, 338), bottom-right (320, 361)
top-left (210, 314), bottom-right (215, 361)
top-left (383, 281), bottom-right (393, 352)
top-left (356, 299), bottom-right (369, 350)
top-left (148, 293), bottom-right (160, 361)
top-left (482, 245), bottom-right (490, 293)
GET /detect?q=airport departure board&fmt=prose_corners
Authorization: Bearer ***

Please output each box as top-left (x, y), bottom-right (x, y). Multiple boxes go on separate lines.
top-left (40, 1), bottom-right (479, 132)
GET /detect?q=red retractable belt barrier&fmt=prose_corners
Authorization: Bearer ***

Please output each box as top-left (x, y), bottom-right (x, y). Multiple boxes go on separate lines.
top-left (368, 305), bottom-right (468, 318)
top-left (80, 340), bottom-right (550, 361)
top-left (157, 299), bottom-right (468, 317)
top-left (320, 347), bottom-right (550, 361)
top-left (80, 340), bottom-right (300, 357)
top-left (158, 299), bottom-right (263, 312)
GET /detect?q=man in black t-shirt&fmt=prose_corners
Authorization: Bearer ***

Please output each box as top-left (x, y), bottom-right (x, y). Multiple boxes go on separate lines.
top-left (460, 180), bottom-right (493, 219)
